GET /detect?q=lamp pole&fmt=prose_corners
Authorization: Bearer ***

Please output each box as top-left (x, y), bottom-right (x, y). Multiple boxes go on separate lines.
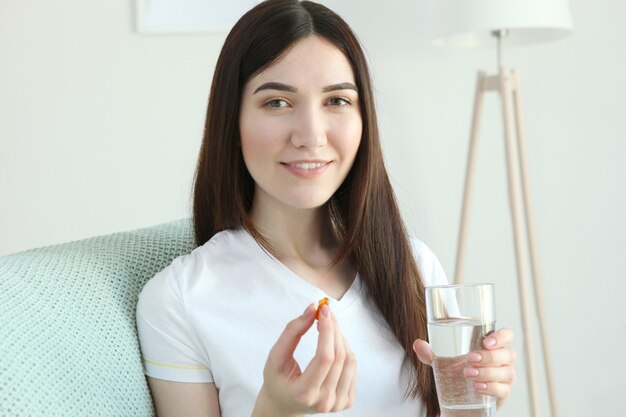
top-left (452, 38), bottom-right (560, 415)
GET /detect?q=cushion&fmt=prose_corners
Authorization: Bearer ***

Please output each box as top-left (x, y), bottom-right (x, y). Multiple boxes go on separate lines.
top-left (0, 219), bottom-right (195, 416)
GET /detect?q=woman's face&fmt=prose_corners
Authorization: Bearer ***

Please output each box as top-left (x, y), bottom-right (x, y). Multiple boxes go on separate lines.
top-left (239, 35), bottom-right (362, 214)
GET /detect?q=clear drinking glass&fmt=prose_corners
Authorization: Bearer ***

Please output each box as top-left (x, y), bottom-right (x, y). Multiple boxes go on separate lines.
top-left (425, 283), bottom-right (497, 416)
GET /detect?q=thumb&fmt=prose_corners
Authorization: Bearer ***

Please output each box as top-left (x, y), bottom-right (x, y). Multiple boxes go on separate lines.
top-left (413, 339), bottom-right (434, 366)
top-left (267, 304), bottom-right (316, 368)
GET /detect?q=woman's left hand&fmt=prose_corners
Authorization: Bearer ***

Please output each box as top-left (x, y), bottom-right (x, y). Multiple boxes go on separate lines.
top-left (413, 327), bottom-right (517, 410)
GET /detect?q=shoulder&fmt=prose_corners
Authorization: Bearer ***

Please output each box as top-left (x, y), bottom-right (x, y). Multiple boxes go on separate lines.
top-left (138, 228), bottom-right (252, 309)
top-left (408, 236), bottom-right (449, 287)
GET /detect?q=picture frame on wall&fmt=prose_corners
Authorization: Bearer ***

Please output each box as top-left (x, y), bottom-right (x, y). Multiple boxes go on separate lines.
top-left (135, 0), bottom-right (260, 34)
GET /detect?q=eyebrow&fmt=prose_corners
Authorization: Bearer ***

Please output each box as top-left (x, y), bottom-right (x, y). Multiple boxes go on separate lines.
top-left (253, 81), bottom-right (358, 94)
top-left (323, 82), bottom-right (359, 93)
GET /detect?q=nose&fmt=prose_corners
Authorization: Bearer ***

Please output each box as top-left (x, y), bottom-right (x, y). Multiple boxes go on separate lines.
top-left (290, 106), bottom-right (327, 148)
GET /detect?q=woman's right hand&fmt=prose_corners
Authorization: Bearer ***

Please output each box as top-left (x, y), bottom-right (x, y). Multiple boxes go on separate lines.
top-left (251, 303), bottom-right (357, 417)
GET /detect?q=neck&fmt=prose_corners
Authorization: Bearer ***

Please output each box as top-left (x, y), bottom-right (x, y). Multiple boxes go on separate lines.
top-left (248, 191), bottom-right (356, 299)
top-left (250, 199), bottom-right (338, 263)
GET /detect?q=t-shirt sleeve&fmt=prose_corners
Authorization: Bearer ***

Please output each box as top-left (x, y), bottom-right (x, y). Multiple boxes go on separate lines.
top-left (409, 237), bottom-right (449, 287)
top-left (136, 258), bottom-right (214, 383)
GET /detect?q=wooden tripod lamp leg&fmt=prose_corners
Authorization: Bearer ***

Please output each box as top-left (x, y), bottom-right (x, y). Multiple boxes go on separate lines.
top-left (454, 71), bottom-right (488, 285)
top-left (511, 70), bottom-right (560, 417)
top-left (500, 68), bottom-right (542, 417)
top-left (454, 68), bottom-right (559, 417)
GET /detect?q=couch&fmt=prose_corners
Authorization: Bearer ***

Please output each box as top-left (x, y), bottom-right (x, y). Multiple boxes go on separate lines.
top-left (0, 219), bottom-right (195, 416)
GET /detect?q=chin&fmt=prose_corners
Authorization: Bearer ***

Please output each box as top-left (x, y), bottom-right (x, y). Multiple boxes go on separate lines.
top-left (284, 192), bottom-right (334, 210)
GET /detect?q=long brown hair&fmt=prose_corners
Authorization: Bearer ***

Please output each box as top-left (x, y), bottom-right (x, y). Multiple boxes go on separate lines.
top-left (193, 1), bottom-right (439, 415)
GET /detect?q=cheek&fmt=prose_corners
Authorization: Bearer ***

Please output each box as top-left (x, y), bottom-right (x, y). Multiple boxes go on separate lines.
top-left (239, 98), bottom-right (289, 183)
top-left (240, 116), bottom-right (290, 178)
top-left (240, 113), bottom-right (269, 162)
top-left (240, 134), bottom-right (265, 176)
top-left (333, 116), bottom-right (362, 160)
top-left (240, 121), bottom-right (262, 174)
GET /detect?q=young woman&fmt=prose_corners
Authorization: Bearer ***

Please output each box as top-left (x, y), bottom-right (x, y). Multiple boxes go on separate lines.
top-left (136, 1), bottom-right (516, 416)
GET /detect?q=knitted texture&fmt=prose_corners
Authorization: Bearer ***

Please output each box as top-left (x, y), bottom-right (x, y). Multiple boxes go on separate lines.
top-left (0, 219), bottom-right (195, 417)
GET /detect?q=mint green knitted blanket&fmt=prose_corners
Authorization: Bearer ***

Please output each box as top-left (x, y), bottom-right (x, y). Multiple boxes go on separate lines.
top-left (0, 219), bottom-right (195, 416)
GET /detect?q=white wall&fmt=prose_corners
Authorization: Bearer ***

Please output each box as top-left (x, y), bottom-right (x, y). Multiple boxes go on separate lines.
top-left (1, 1), bottom-right (624, 416)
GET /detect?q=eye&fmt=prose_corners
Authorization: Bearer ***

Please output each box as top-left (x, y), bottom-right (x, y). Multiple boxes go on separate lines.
top-left (264, 98), bottom-right (290, 109)
top-left (327, 96), bottom-right (351, 106)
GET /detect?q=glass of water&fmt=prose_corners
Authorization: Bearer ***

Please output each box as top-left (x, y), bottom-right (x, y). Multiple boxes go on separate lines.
top-left (425, 283), bottom-right (497, 416)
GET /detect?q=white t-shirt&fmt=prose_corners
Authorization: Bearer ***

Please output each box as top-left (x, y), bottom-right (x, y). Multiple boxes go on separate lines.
top-left (136, 228), bottom-right (448, 417)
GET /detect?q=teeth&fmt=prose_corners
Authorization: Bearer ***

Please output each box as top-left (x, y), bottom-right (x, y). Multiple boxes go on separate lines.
top-left (291, 162), bottom-right (325, 170)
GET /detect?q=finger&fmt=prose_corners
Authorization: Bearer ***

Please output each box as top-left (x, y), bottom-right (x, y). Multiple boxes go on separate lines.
top-left (331, 336), bottom-right (357, 411)
top-left (473, 381), bottom-right (512, 400)
top-left (319, 313), bottom-right (346, 396)
top-left (412, 339), bottom-right (433, 366)
top-left (483, 327), bottom-right (514, 350)
top-left (301, 304), bottom-right (335, 388)
top-left (463, 365), bottom-right (516, 384)
top-left (346, 342), bottom-right (358, 410)
top-left (467, 347), bottom-right (517, 368)
top-left (267, 304), bottom-right (316, 371)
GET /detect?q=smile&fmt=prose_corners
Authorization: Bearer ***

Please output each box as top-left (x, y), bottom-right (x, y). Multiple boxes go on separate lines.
top-left (281, 160), bottom-right (332, 178)
top-left (286, 162), bottom-right (327, 170)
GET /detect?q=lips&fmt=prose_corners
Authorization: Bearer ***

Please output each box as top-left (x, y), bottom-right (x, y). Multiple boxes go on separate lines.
top-left (284, 161), bottom-right (327, 170)
top-left (280, 160), bottom-right (332, 177)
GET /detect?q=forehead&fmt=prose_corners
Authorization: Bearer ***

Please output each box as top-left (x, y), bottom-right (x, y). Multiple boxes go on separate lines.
top-left (246, 36), bottom-right (356, 88)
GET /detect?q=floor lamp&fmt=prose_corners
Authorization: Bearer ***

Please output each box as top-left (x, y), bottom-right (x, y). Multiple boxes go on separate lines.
top-left (422, 1), bottom-right (574, 417)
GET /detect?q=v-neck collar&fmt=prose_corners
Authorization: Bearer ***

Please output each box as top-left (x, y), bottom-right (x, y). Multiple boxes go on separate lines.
top-left (235, 228), bottom-right (362, 315)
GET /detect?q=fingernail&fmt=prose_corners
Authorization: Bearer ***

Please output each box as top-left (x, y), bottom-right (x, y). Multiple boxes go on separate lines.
top-left (475, 382), bottom-right (487, 391)
top-left (468, 352), bottom-right (482, 363)
top-left (320, 304), bottom-right (330, 319)
top-left (463, 368), bottom-right (479, 378)
top-left (484, 337), bottom-right (496, 348)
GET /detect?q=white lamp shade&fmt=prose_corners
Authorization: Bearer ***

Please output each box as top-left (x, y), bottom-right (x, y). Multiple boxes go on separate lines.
top-left (425, 0), bottom-right (574, 48)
